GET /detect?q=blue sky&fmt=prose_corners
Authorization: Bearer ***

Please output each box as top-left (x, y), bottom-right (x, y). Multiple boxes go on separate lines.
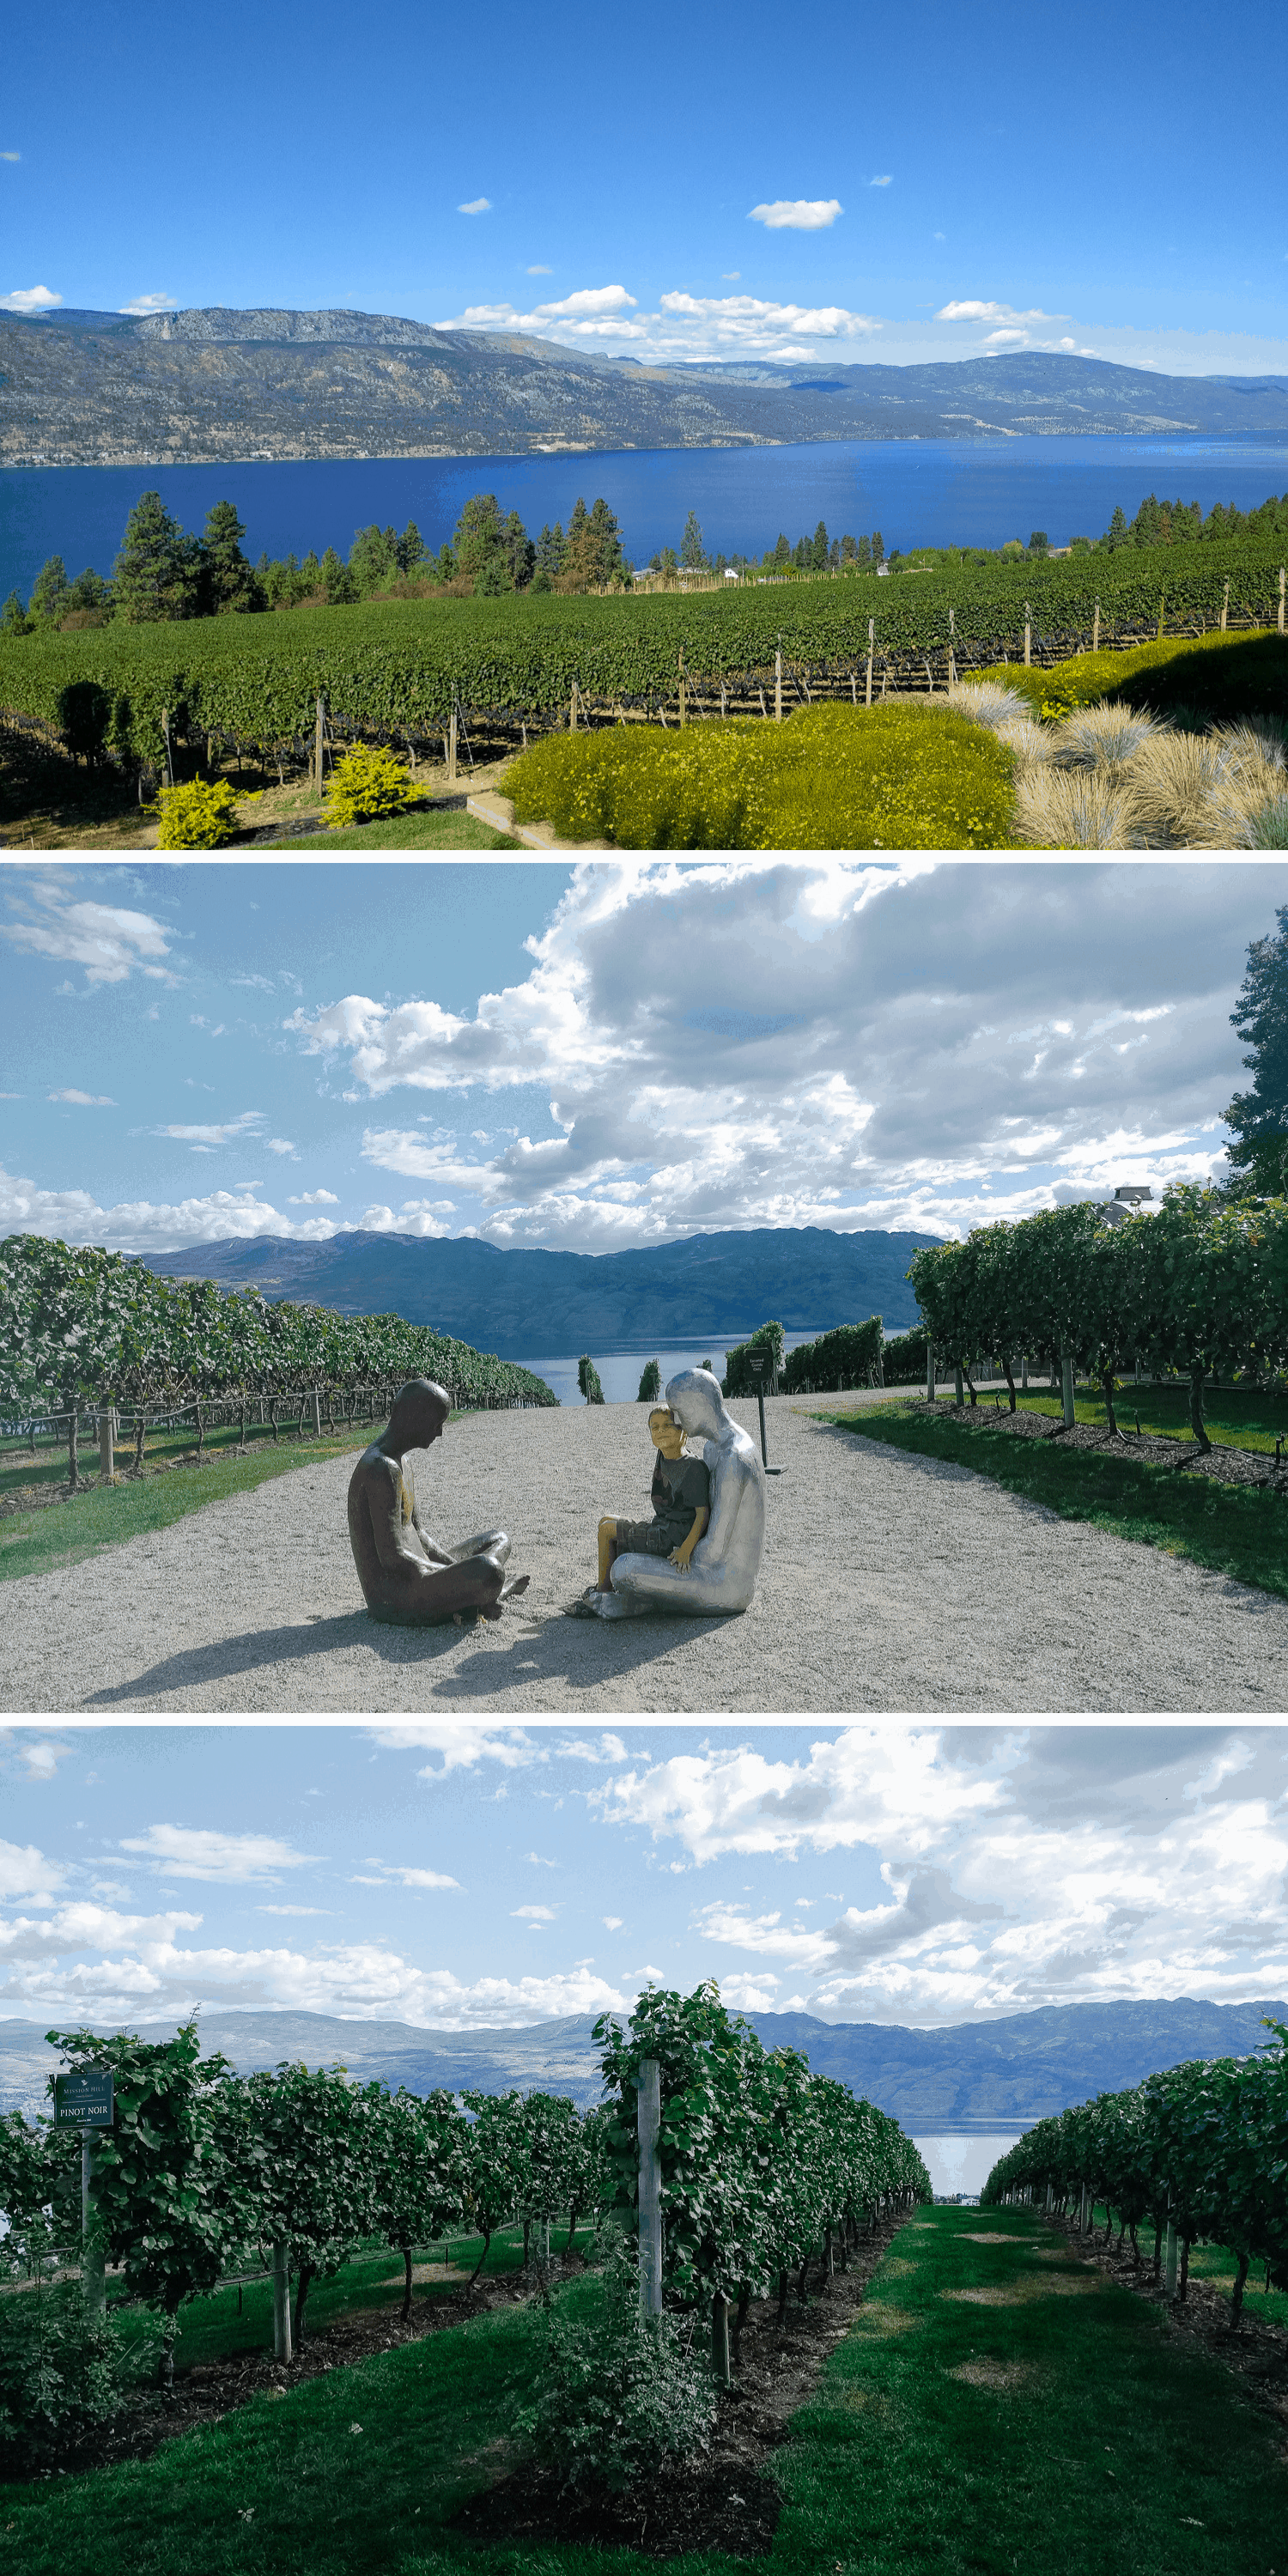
top-left (2, 856), bottom-right (1285, 1259)
top-left (3, 0), bottom-right (1286, 378)
top-left (3, 1722), bottom-right (1285, 2031)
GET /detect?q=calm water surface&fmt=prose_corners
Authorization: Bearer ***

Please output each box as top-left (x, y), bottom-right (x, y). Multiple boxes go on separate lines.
top-left (517, 1336), bottom-right (823, 1407)
top-left (3, 434), bottom-right (1287, 600)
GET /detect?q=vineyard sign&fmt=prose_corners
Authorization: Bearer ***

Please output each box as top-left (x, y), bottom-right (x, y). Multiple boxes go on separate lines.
top-left (53, 2069), bottom-right (114, 2127)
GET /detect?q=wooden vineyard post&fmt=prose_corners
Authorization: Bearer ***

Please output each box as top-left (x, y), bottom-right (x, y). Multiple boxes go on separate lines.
top-left (82, 2135), bottom-right (106, 2319)
top-left (1279, 565), bottom-right (1285, 635)
top-left (711, 2289), bottom-right (731, 2385)
top-left (866, 619), bottom-right (874, 707)
top-left (1157, 586), bottom-right (1165, 641)
top-left (1021, 1352), bottom-right (1029, 1390)
top-left (1220, 578), bottom-right (1230, 633)
top-left (1061, 1352), bottom-right (1076, 1431)
top-left (98, 1400), bottom-right (115, 1484)
top-left (926, 1343), bottom-right (935, 1405)
top-left (677, 647), bottom-right (686, 728)
top-left (447, 704), bottom-right (458, 782)
top-left (314, 694), bottom-right (325, 794)
top-left (637, 2057), bottom-right (662, 2318)
top-left (1164, 2212), bottom-right (1178, 2300)
top-left (775, 641), bottom-right (783, 723)
top-left (1092, 597), bottom-right (1100, 653)
top-left (272, 2243), bottom-right (294, 2360)
top-left (311, 1389), bottom-right (321, 1437)
top-left (948, 605), bottom-right (956, 690)
top-left (569, 679), bottom-right (580, 733)
top-left (1024, 604), bottom-right (1031, 668)
top-left (161, 708), bottom-right (174, 789)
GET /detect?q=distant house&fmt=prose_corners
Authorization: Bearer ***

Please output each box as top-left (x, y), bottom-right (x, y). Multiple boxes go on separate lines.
top-left (876, 562), bottom-right (890, 578)
top-left (724, 566), bottom-right (739, 580)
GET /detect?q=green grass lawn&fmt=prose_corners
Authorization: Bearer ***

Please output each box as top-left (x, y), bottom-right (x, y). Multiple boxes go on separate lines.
top-left (269, 809), bottom-right (519, 848)
top-left (1004, 1377), bottom-right (1288, 1456)
top-left (816, 1397), bottom-right (1288, 1601)
top-left (0, 1420), bottom-right (379, 1585)
top-left (5, 2209), bottom-right (1284, 2576)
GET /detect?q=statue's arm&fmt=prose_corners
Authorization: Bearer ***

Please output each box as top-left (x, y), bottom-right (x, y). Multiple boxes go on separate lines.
top-left (409, 1493), bottom-right (452, 1566)
top-left (669, 1507), bottom-right (709, 1571)
top-left (366, 1461), bottom-right (434, 1577)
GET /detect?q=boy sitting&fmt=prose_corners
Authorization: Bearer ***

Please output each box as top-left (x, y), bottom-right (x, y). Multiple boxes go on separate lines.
top-left (596, 1406), bottom-right (710, 1591)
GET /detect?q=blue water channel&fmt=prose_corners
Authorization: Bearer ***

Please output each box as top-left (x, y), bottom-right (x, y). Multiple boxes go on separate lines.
top-left (3, 434), bottom-right (1287, 602)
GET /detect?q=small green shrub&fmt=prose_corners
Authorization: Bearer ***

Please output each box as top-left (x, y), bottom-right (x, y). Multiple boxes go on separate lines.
top-left (55, 678), bottom-right (113, 765)
top-left (504, 702), bottom-right (1016, 849)
top-left (514, 2244), bottom-right (716, 2494)
top-left (577, 1355), bottom-right (605, 1404)
top-left (323, 741), bottom-right (418, 829)
top-left (152, 777), bottom-right (240, 848)
top-left (976, 629), bottom-right (1288, 726)
top-left (0, 2280), bottom-right (152, 2470)
top-left (637, 1359), bottom-right (662, 1401)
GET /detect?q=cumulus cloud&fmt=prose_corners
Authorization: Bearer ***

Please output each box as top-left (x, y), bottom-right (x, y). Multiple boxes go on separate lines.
top-left (368, 1723), bottom-right (540, 1772)
top-left (358, 1860), bottom-right (461, 1890)
top-left (0, 1166), bottom-right (341, 1252)
top-left (458, 197), bottom-right (491, 214)
top-left (118, 292), bottom-right (176, 315)
top-left (434, 278), bottom-right (875, 361)
top-left (1, 284), bottom-right (61, 312)
top-left (48, 1090), bottom-right (116, 1106)
top-left (118, 1826), bottom-right (322, 1884)
top-left (153, 1111), bottom-right (264, 1147)
top-left (439, 283), bottom-right (638, 341)
top-left (283, 860), bottom-right (1274, 1249)
top-left (598, 1729), bottom-right (1288, 2023)
top-left (3, 888), bottom-right (174, 985)
top-left (935, 300), bottom-right (1069, 324)
top-left (289, 1189), bottom-right (339, 1205)
top-left (748, 198), bottom-right (843, 229)
top-left (0, 1838), bottom-right (65, 1904)
top-left (659, 291), bottom-right (878, 347)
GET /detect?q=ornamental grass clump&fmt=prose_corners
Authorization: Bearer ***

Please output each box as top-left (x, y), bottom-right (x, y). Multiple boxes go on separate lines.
top-left (151, 777), bottom-right (240, 848)
top-left (504, 702), bottom-right (1016, 850)
top-left (514, 2241), bottom-right (716, 2495)
top-left (323, 741), bottom-right (418, 830)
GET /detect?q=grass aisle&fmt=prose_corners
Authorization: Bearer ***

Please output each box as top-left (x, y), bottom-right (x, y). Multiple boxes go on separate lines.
top-left (816, 1397), bottom-right (1288, 1601)
top-left (0, 1429), bottom-right (374, 1585)
top-left (4, 2212), bottom-right (1284, 2576)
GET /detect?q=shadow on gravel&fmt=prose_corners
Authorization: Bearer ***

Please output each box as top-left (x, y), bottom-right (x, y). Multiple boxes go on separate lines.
top-left (80, 1600), bottom-right (730, 1706)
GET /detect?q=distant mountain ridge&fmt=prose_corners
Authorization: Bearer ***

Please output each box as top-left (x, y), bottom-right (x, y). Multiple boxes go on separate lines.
top-left (3, 1998), bottom-right (1280, 2132)
top-left (135, 1225), bottom-right (936, 1358)
top-left (6, 308), bottom-right (1288, 467)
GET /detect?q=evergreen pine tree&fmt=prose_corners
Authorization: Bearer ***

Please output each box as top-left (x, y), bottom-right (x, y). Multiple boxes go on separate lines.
top-left (811, 519), bottom-right (829, 572)
top-left (872, 531), bottom-right (884, 565)
top-left (680, 509), bottom-right (705, 569)
top-left (28, 555), bottom-right (70, 623)
top-left (1224, 904), bottom-right (1288, 1194)
top-left (114, 492), bottom-right (201, 623)
top-left (200, 501), bottom-right (262, 614)
top-left (398, 520), bottom-right (427, 574)
top-left (0, 590), bottom-right (29, 635)
top-left (1104, 505), bottom-right (1129, 550)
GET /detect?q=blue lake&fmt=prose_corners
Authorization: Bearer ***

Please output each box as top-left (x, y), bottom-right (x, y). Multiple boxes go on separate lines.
top-left (516, 1338), bottom-right (823, 1408)
top-left (3, 434), bottom-right (1288, 602)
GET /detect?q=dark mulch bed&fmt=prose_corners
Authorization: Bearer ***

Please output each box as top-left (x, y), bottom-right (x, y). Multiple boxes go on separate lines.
top-left (908, 1396), bottom-right (1288, 1493)
top-left (452, 2218), bottom-right (904, 2559)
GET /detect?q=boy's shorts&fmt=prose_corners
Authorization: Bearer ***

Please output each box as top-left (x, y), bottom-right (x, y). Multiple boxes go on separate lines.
top-left (614, 1517), bottom-right (685, 1558)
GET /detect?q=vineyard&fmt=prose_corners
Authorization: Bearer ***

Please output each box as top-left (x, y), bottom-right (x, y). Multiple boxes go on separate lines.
top-left (983, 2020), bottom-right (1288, 2318)
top-left (906, 1185), bottom-right (1288, 1443)
top-left (0, 1232), bottom-right (556, 1485)
top-left (2, 538), bottom-right (1285, 775)
top-left (0, 1984), bottom-right (927, 2465)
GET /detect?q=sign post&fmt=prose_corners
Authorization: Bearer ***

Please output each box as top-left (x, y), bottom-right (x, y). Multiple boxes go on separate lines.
top-left (746, 1349), bottom-right (783, 1474)
top-left (54, 2071), bottom-right (112, 2318)
top-left (637, 2059), bottom-right (662, 2318)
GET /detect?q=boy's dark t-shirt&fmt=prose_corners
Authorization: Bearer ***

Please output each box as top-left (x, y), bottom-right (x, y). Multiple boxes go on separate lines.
top-left (649, 1450), bottom-right (710, 1544)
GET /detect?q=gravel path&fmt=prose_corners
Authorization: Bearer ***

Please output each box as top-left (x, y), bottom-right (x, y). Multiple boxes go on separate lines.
top-left (5, 1400), bottom-right (1285, 1714)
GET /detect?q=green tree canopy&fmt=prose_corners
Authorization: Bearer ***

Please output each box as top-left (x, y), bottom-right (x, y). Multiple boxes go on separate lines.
top-left (1225, 902), bottom-right (1288, 1193)
top-left (680, 510), bottom-right (706, 569)
top-left (199, 501), bottom-right (263, 616)
top-left (113, 491), bottom-right (202, 623)
top-left (28, 555), bottom-right (70, 624)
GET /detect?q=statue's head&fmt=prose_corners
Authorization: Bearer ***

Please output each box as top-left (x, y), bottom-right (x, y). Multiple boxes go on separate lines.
top-left (386, 1378), bottom-right (450, 1449)
top-left (664, 1368), bottom-right (726, 1442)
top-left (647, 1404), bottom-right (685, 1457)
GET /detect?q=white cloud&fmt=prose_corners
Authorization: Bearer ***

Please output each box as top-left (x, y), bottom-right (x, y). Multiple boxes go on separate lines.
top-left (526, 264), bottom-right (552, 275)
top-left (1, 284), bottom-right (61, 313)
top-left (748, 199), bottom-right (843, 229)
top-left (3, 1737), bottom-right (74, 1782)
top-left (368, 1723), bottom-right (539, 1773)
top-left (47, 1090), bottom-right (116, 1106)
top-left (513, 1904), bottom-right (557, 1921)
top-left (0, 1165), bottom-right (343, 1253)
top-left (0, 1838), bottom-right (65, 1903)
top-left (869, 175), bottom-right (892, 187)
top-left (603, 1915), bottom-right (623, 1930)
top-left (1, 153), bottom-right (21, 164)
top-left (433, 279), bottom-right (875, 362)
top-left (592, 1729), bottom-right (1288, 2023)
top-left (153, 1112), bottom-right (264, 1146)
top-left (284, 860), bottom-right (1268, 1250)
top-left (935, 300), bottom-right (1069, 324)
top-left (459, 197), bottom-right (491, 214)
top-left (2, 890), bottom-right (173, 985)
top-left (289, 1189), bottom-right (339, 1205)
top-left (659, 291), bottom-right (878, 347)
top-left (357, 1199), bottom-right (455, 1237)
top-left (118, 1826), bottom-right (322, 1884)
top-left (264, 1138), bottom-right (296, 1157)
top-left (360, 1860), bottom-right (461, 1889)
top-left (118, 293), bottom-right (176, 315)
top-left (257, 1905), bottom-right (329, 1917)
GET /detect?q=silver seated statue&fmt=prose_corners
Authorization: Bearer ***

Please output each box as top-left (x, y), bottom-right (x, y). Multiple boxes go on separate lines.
top-left (587, 1368), bottom-right (765, 1619)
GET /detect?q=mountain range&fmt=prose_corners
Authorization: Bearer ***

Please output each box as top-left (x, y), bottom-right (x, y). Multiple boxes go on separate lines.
top-left (3, 1999), bottom-right (1281, 2132)
top-left (135, 1225), bottom-right (935, 1358)
top-left (6, 307), bottom-right (1288, 468)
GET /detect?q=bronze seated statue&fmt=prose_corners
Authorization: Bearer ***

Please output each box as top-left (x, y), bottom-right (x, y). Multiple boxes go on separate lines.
top-left (347, 1378), bottom-right (530, 1625)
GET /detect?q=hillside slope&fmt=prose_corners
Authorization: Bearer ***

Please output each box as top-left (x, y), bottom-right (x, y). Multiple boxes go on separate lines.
top-left (135, 1225), bottom-right (936, 1355)
top-left (6, 309), bottom-right (1288, 466)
